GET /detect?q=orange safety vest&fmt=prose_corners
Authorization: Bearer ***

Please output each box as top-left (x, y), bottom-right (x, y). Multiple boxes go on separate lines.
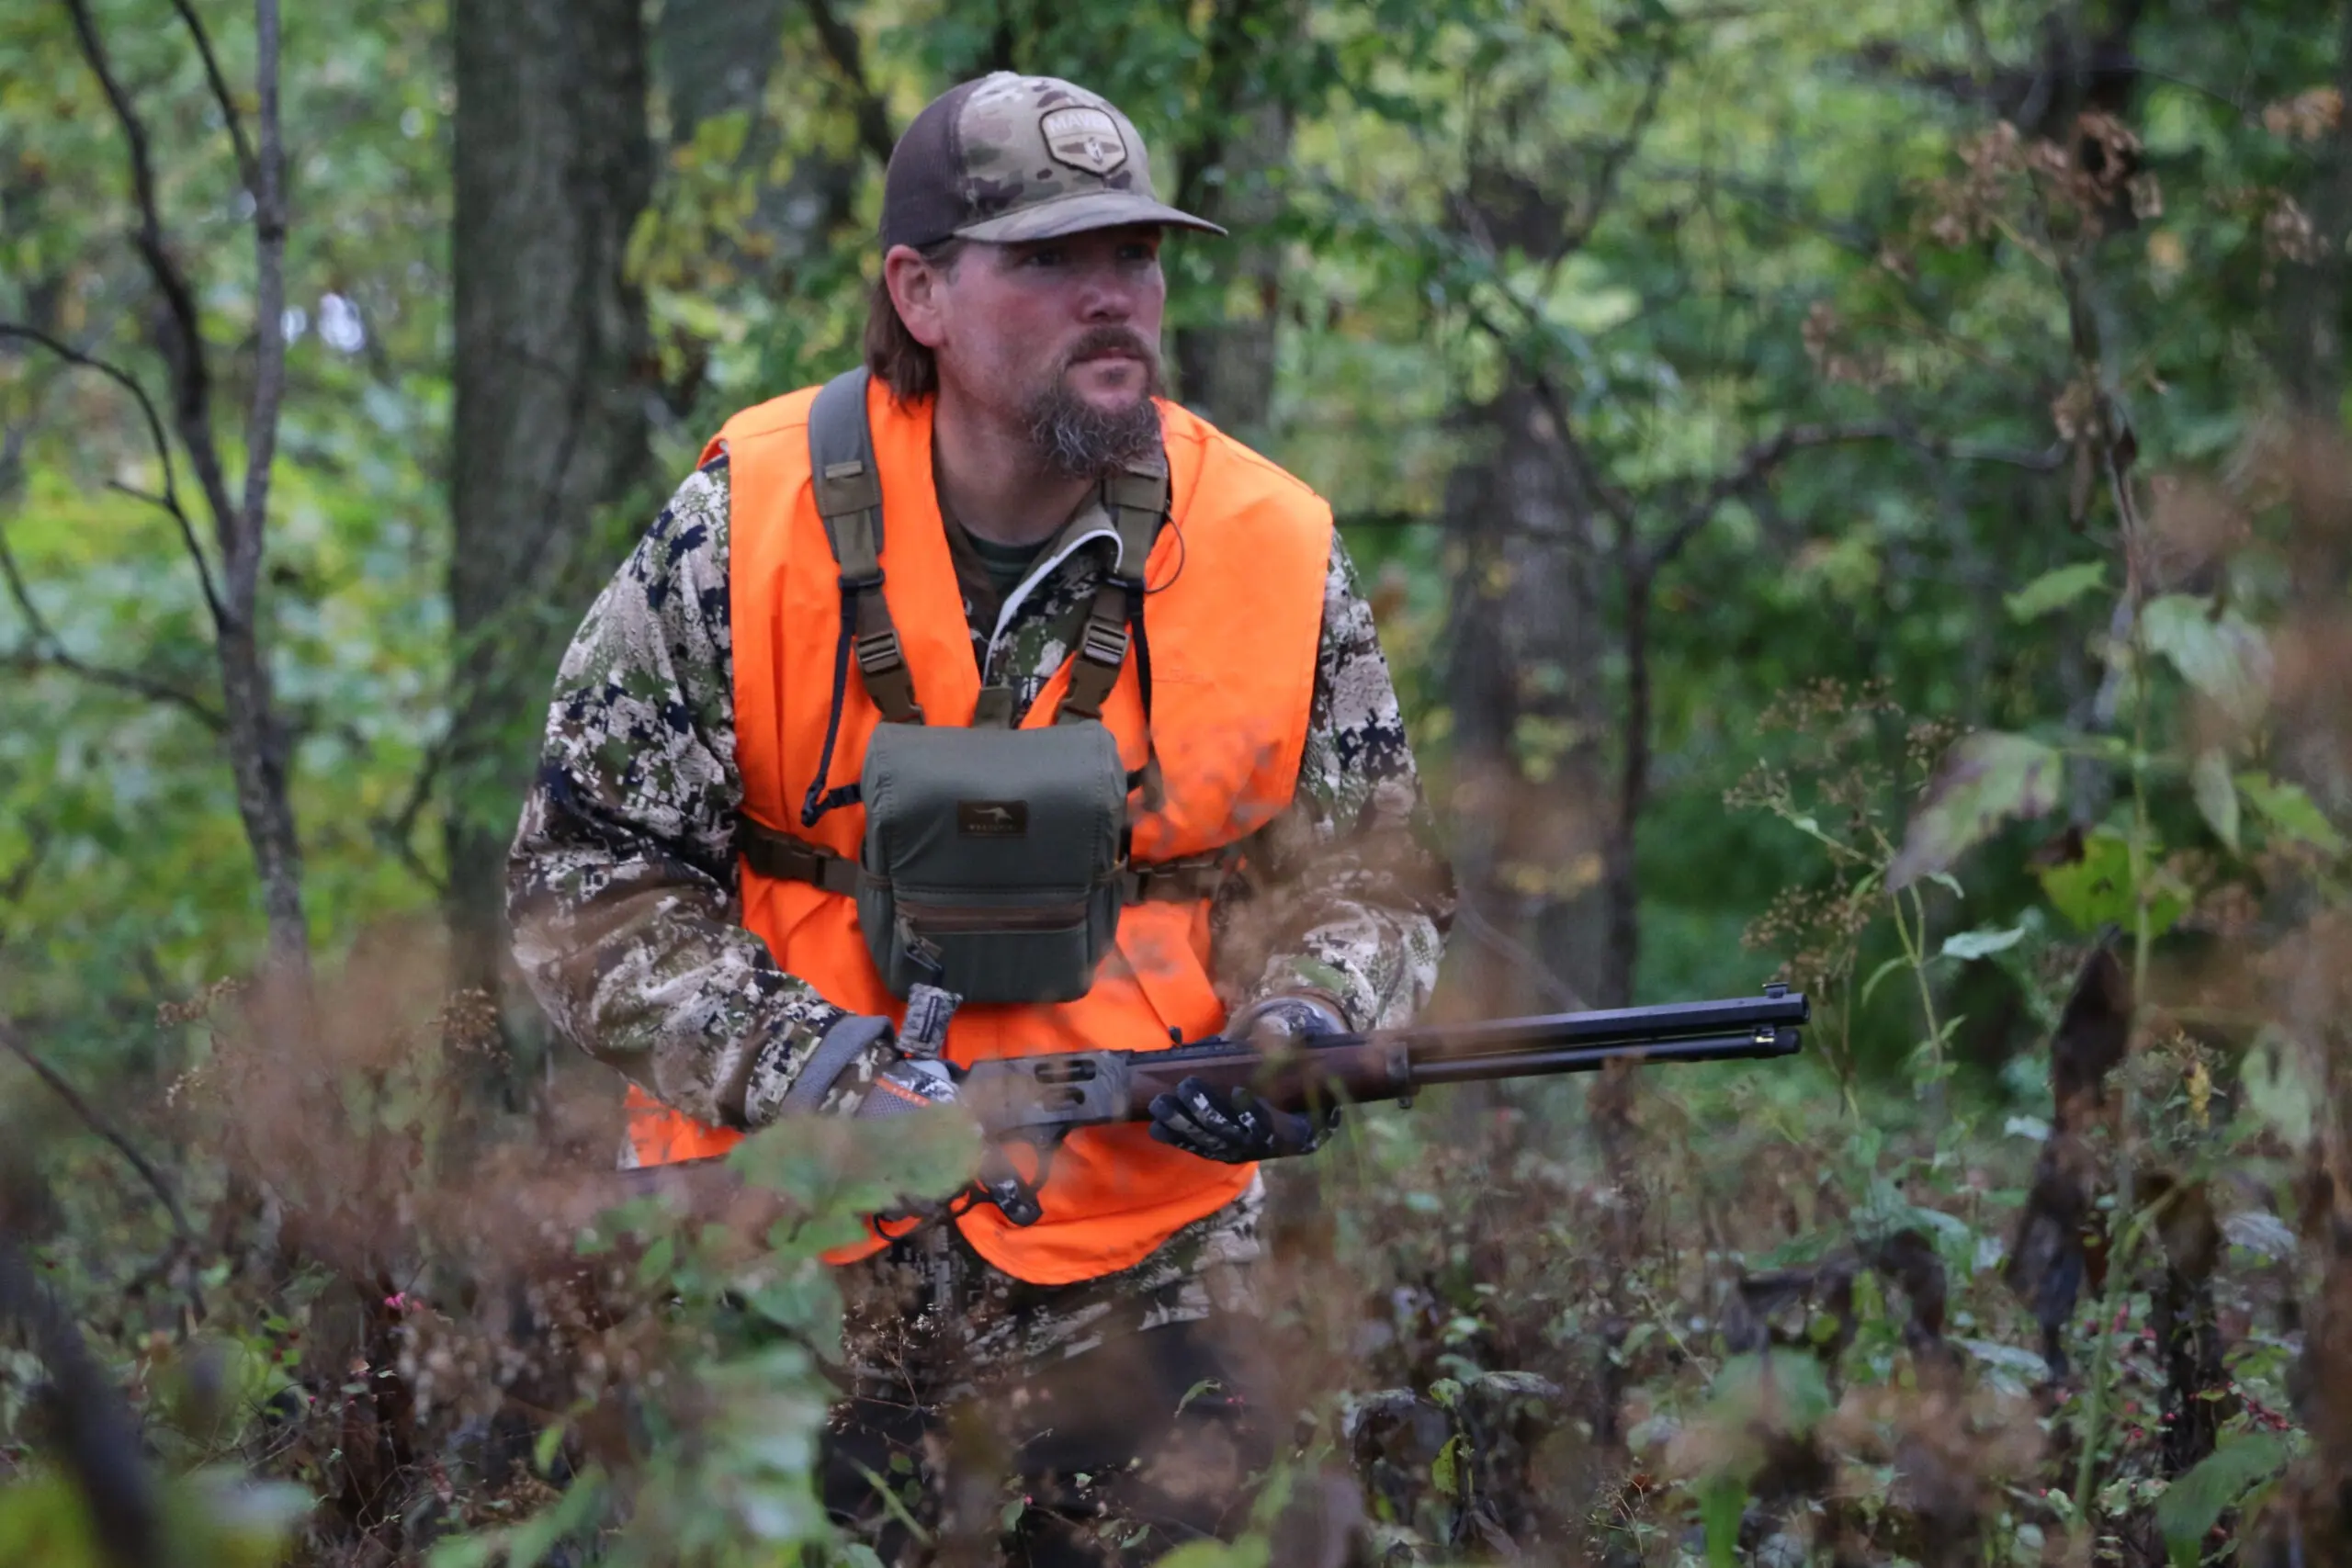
top-left (623, 376), bottom-right (1333, 1285)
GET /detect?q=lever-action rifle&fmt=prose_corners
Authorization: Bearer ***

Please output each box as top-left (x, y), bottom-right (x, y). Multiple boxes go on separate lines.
top-left (951, 985), bottom-right (1808, 1225)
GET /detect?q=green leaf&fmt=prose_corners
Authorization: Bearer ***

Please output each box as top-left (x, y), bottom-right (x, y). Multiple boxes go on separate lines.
top-left (2243, 1031), bottom-right (2317, 1148)
top-left (2142, 594), bottom-right (2271, 726)
top-left (1889, 733), bottom-right (2063, 888)
top-left (2005, 561), bottom-right (2107, 622)
top-left (1701, 1473), bottom-right (1747, 1568)
top-left (1430, 1432), bottom-right (1464, 1499)
top-left (1151, 1541), bottom-right (1271, 1568)
top-left (2192, 750), bottom-right (2240, 853)
top-left (1709, 1351), bottom-right (1834, 1436)
top-left (2235, 772), bottom-right (2346, 855)
top-left (1940, 925), bottom-right (2025, 961)
top-left (728, 1111), bottom-right (981, 1251)
top-left (2037, 827), bottom-right (2189, 937)
top-left (2155, 1432), bottom-right (2294, 1567)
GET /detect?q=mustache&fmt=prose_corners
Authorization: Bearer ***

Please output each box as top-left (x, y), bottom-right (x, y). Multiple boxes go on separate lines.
top-left (1062, 327), bottom-right (1158, 369)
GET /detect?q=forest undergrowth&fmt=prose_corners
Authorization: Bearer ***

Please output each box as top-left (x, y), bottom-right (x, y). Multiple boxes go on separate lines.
top-left (5, 428), bottom-right (2352, 1568)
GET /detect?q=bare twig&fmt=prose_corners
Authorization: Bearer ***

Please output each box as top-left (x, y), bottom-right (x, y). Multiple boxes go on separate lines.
top-left (62, 0), bottom-right (311, 971)
top-left (1, 514), bottom-right (226, 726)
top-left (0, 322), bottom-right (227, 625)
top-left (1554, 41), bottom-right (1674, 259)
top-left (165, 0), bottom-right (260, 196)
top-left (1454, 896), bottom-right (1591, 1012)
top-left (1648, 421), bottom-right (2068, 572)
top-left (236, 0), bottom-right (288, 588)
top-left (0, 1227), bottom-right (164, 1568)
top-left (0, 1021), bottom-right (192, 1245)
top-left (374, 730), bottom-right (453, 894)
top-left (62, 0), bottom-right (243, 557)
top-left (804, 0), bottom-right (896, 168)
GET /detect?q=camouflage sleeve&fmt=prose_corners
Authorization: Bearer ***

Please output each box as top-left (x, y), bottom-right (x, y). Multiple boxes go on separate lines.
top-left (506, 458), bottom-right (892, 1134)
top-left (1209, 532), bottom-right (1454, 1032)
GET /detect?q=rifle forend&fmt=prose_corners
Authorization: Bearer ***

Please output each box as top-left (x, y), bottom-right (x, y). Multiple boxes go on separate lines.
top-left (959, 984), bottom-right (1809, 1140)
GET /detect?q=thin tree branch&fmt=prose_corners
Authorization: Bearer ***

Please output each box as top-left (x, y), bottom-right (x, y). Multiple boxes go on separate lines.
top-left (1554, 41), bottom-right (1674, 259)
top-left (62, 0), bottom-right (244, 562)
top-left (236, 0), bottom-right (288, 590)
top-left (373, 730), bottom-right (452, 894)
top-left (0, 322), bottom-right (227, 624)
top-left (804, 0), bottom-right (896, 168)
top-left (3, 648), bottom-right (225, 726)
top-left (165, 0), bottom-right (260, 196)
top-left (0, 492), bottom-right (226, 726)
top-left (0, 1021), bottom-right (193, 1245)
top-left (1648, 421), bottom-right (2068, 572)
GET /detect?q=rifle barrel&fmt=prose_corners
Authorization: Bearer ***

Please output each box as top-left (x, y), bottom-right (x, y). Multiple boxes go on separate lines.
top-left (1381, 989), bottom-right (1808, 1059)
top-left (1403, 1025), bottom-right (1804, 1089)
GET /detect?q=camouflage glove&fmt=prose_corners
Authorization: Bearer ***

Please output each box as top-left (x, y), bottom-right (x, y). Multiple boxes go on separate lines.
top-left (1147, 993), bottom-right (1348, 1163)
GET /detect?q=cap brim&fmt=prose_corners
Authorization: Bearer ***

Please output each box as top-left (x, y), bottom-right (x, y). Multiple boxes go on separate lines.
top-left (956, 190), bottom-right (1227, 243)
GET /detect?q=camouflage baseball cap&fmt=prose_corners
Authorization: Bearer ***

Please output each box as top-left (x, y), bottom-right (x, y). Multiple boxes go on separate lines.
top-left (881, 73), bottom-right (1227, 250)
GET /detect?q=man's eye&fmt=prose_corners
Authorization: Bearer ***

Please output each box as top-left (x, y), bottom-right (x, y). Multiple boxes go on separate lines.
top-left (1024, 248), bottom-right (1065, 267)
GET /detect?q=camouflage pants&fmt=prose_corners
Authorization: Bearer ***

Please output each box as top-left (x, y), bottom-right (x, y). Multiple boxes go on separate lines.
top-left (826, 1202), bottom-right (1273, 1567)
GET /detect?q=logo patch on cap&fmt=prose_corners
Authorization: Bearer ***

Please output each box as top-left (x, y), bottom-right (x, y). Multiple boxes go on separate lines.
top-left (1040, 106), bottom-right (1127, 175)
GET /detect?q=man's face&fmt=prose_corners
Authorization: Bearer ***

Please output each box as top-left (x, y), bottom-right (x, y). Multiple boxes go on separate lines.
top-left (892, 224), bottom-right (1169, 473)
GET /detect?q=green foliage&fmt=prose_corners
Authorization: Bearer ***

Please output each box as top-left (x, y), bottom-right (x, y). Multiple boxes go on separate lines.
top-left (2154, 1431), bottom-right (2296, 1566)
top-left (2005, 562), bottom-right (2109, 623)
top-left (1887, 733), bottom-right (2063, 891)
top-left (0, 1468), bottom-right (309, 1568)
top-left (2142, 595), bottom-right (2273, 728)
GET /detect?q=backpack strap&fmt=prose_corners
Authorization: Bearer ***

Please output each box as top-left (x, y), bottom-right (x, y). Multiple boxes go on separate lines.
top-left (740, 815), bottom-right (860, 895)
top-left (799, 369), bottom-right (919, 827)
top-left (810, 369), bottom-right (922, 727)
top-left (1057, 456), bottom-right (1168, 728)
top-left (1122, 846), bottom-right (1238, 904)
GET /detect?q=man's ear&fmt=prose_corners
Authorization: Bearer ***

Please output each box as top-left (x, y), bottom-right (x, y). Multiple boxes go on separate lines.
top-left (884, 244), bottom-right (950, 350)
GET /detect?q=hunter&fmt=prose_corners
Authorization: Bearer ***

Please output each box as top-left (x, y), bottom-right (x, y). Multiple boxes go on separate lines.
top-left (508, 72), bottom-right (1452, 1563)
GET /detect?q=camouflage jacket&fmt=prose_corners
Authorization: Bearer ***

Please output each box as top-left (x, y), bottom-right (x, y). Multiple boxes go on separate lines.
top-left (507, 426), bottom-right (1451, 1314)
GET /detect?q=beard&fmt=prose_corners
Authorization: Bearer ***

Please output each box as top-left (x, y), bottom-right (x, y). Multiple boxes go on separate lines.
top-left (1022, 327), bottom-right (1165, 480)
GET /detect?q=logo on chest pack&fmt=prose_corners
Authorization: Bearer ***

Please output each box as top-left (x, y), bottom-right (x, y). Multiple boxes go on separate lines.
top-left (956, 799), bottom-right (1030, 838)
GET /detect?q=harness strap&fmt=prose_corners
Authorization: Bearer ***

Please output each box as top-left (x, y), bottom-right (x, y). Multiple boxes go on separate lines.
top-left (1057, 459), bottom-right (1169, 726)
top-left (810, 369), bottom-right (922, 727)
top-left (747, 817), bottom-right (1228, 908)
top-left (1119, 849), bottom-right (1237, 904)
top-left (740, 816), bottom-right (861, 896)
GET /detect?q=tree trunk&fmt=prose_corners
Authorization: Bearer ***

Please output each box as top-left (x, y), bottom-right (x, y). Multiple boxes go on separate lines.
top-left (1171, 92), bottom-right (1289, 443)
top-left (1171, 0), bottom-right (1300, 445)
top-left (1442, 386), bottom-right (1615, 1012)
top-left (448, 0), bottom-right (654, 1094)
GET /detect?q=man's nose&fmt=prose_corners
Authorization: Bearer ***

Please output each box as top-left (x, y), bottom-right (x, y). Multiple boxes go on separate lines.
top-left (1077, 260), bottom-right (1137, 321)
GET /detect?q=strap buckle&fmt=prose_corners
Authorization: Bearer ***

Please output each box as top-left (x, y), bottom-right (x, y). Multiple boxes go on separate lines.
top-left (1079, 618), bottom-right (1129, 668)
top-left (854, 627), bottom-right (906, 677)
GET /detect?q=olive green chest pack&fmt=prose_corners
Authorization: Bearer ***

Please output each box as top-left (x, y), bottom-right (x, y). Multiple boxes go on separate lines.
top-left (736, 369), bottom-right (1225, 1004)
